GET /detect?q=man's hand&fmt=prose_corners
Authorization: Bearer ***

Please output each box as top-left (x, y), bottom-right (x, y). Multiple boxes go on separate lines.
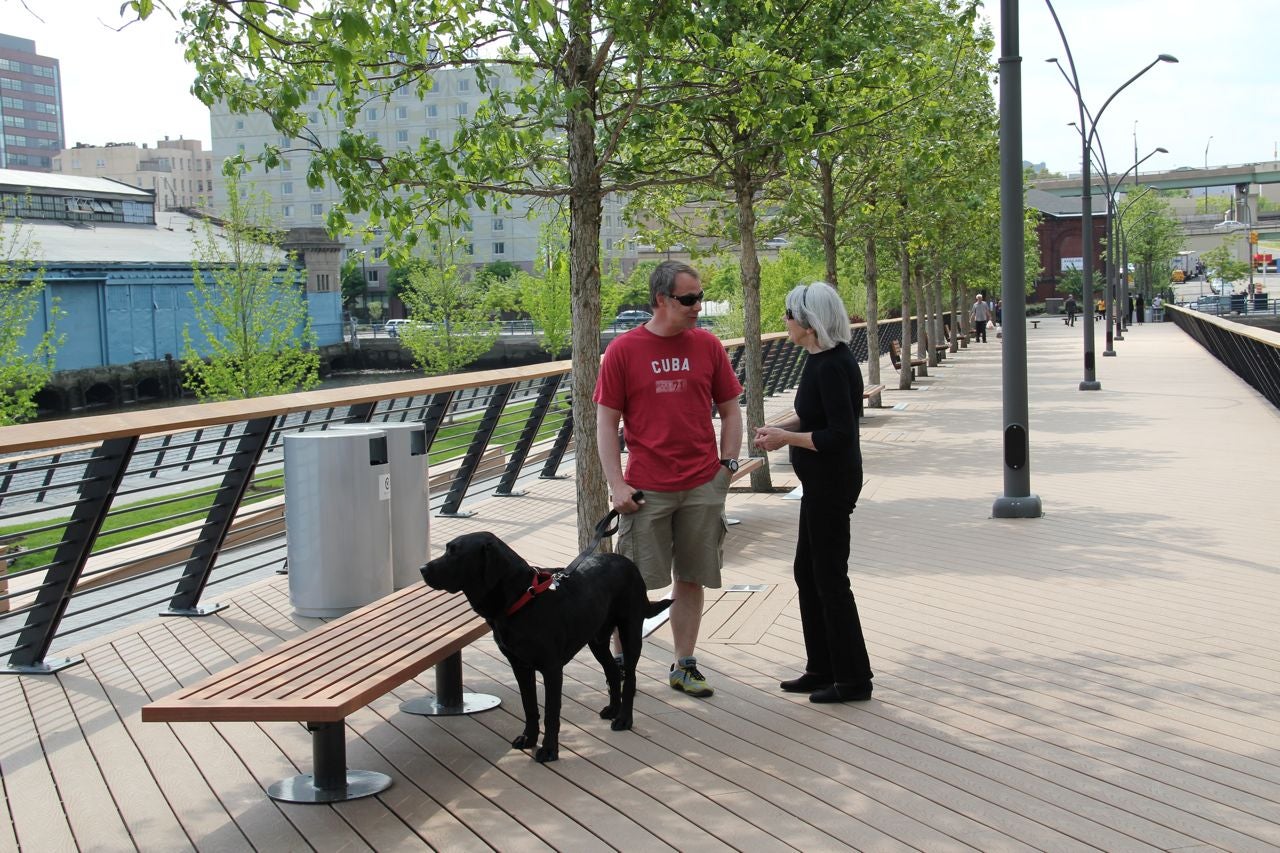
top-left (610, 485), bottom-right (645, 513)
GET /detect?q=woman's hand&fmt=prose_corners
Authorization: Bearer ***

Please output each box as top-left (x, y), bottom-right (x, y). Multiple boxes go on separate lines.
top-left (753, 426), bottom-right (788, 452)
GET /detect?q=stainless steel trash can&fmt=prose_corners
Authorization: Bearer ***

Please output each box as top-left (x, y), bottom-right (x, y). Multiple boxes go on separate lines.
top-left (284, 430), bottom-right (394, 617)
top-left (332, 422), bottom-right (430, 589)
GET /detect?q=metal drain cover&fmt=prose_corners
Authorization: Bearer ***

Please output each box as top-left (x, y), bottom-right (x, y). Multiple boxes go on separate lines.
top-left (726, 584), bottom-right (768, 592)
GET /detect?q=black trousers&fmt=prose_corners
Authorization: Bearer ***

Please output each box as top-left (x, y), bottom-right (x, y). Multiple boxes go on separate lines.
top-left (794, 496), bottom-right (873, 684)
top-left (973, 319), bottom-right (987, 342)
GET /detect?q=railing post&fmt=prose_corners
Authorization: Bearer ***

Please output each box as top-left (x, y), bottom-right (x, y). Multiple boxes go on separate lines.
top-left (494, 375), bottom-right (562, 497)
top-left (162, 417), bottom-right (277, 617)
top-left (3, 436), bottom-right (137, 675)
top-left (438, 383), bottom-right (515, 518)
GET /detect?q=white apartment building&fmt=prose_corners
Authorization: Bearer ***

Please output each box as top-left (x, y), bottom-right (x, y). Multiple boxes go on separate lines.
top-left (210, 66), bottom-right (635, 313)
top-left (52, 137), bottom-right (218, 211)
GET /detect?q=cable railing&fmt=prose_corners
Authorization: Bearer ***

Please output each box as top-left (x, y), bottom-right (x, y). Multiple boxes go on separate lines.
top-left (1166, 304), bottom-right (1280, 408)
top-left (0, 317), bottom-right (927, 675)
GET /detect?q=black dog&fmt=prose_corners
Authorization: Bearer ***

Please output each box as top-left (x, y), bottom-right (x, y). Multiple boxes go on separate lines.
top-left (422, 531), bottom-right (671, 762)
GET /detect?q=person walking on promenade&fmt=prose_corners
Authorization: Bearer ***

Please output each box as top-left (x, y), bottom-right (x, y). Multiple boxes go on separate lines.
top-left (754, 282), bottom-right (874, 703)
top-left (1065, 294), bottom-right (1078, 326)
top-left (595, 260), bottom-right (744, 698)
top-left (971, 293), bottom-right (992, 342)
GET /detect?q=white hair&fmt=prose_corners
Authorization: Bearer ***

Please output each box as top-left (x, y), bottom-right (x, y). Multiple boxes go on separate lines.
top-left (785, 282), bottom-right (851, 351)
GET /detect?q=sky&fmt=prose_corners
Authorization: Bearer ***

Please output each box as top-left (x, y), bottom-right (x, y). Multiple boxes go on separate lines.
top-left (2, 0), bottom-right (1278, 175)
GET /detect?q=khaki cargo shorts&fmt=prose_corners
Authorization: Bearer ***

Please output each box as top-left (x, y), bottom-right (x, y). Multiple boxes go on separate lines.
top-left (616, 469), bottom-right (730, 591)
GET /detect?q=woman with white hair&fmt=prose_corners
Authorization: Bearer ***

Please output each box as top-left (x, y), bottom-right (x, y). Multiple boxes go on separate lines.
top-left (753, 282), bottom-right (874, 703)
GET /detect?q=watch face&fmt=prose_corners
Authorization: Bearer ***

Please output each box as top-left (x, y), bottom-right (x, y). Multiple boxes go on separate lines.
top-left (723, 459), bottom-right (738, 472)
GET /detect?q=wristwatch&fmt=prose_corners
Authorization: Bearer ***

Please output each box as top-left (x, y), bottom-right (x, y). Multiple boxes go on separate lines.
top-left (719, 458), bottom-right (739, 473)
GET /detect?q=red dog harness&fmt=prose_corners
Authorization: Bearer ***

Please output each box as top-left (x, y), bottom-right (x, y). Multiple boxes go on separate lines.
top-left (505, 570), bottom-right (562, 616)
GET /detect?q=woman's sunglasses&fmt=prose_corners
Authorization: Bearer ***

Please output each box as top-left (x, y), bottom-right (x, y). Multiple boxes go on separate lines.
top-left (668, 291), bottom-right (705, 307)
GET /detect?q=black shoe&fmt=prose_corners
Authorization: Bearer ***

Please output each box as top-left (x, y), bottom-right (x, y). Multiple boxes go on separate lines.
top-left (779, 672), bottom-right (833, 693)
top-left (809, 682), bottom-right (872, 703)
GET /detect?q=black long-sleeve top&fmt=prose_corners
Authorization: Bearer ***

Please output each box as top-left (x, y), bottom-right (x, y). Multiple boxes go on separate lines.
top-left (789, 343), bottom-right (864, 504)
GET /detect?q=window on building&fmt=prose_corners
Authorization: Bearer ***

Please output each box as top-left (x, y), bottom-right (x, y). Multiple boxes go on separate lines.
top-left (235, 119), bottom-right (245, 130)
top-left (282, 181), bottom-right (293, 195)
top-left (426, 128), bottom-right (438, 140)
top-left (493, 241), bottom-right (505, 255)
top-left (458, 102), bottom-right (468, 116)
top-left (396, 106), bottom-right (408, 120)
top-left (366, 107), bottom-right (379, 121)
top-left (396, 129), bottom-right (409, 143)
top-left (492, 217), bottom-right (504, 231)
top-left (372, 247), bottom-right (385, 259)
top-left (282, 159), bottom-right (292, 171)
top-left (315, 273), bottom-right (331, 292)
top-left (366, 269), bottom-right (379, 283)
top-left (458, 79), bottom-right (470, 92)
top-left (311, 203), bottom-right (324, 216)
top-left (282, 204), bottom-right (294, 217)
top-left (427, 104), bottom-right (438, 118)
top-left (464, 242), bottom-right (474, 255)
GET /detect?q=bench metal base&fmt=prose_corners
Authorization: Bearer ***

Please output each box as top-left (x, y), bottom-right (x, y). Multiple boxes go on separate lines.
top-left (266, 720), bottom-right (391, 804)
top-left (399, 650), bottom-right (500, 717)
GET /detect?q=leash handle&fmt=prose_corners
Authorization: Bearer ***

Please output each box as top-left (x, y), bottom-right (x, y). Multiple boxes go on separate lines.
top-left (595, 490), bottom-right (643, 539)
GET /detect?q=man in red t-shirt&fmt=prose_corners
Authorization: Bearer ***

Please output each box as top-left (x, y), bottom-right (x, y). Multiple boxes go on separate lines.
top-left (595, 261), bottom-right (743, 698)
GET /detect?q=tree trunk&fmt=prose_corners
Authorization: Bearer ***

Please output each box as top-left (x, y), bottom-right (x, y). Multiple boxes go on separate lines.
top-left (565, 0), bottom-right (607, 550)
top-left (912, 264), bottom-right (929, 377)
top-left (864, 233), bottom-right (880, 385)
top-left (949, 271), bottom-right (961, 351)
top-left (898, 245), bottom-right (913, 390)
top-left (819, 157), bottom-right (838, 286)
top-left (733, 162), bottom-right (770, 490)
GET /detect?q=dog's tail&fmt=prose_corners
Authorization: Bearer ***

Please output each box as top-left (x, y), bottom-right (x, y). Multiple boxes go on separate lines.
top-left (645, 598), bottom-right (673, 618)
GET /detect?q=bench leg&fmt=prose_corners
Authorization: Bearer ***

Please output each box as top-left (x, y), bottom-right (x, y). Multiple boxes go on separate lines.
top-left (400, 651), bottom-right (501, 717)
top-left (266, 720), bottom-right (392, 804)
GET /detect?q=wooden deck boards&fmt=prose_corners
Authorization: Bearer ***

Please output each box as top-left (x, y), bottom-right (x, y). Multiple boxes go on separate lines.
top-left (6, 322), bottom-right (1280, 851)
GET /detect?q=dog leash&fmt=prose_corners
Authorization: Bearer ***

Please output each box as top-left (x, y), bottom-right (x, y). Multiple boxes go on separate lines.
top-left (505, 491), bottom-right (643, 616)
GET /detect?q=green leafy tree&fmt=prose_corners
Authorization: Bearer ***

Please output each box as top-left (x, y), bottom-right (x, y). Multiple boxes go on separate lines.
top-left (182, 176), bottom-right (320, 401)
top-left (397, 256), bottom-right (501, 376)
top-left (140, 0), bottom-right (716, 548)
top-left (1120, 194), bottom-right (1182, 299)
top-left (340, 256), bottom-right (367, 310)
top-left (515, 256), bottom-right (572, 358)
top-left (0, 217), bottom-right (60, 424)
top-left (1201, 241), bottom-right (1249, 291)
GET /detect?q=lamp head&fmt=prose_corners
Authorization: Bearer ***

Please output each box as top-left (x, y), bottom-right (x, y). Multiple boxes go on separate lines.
top-left (1045, 57), bottom-right (1059, 64)
top-left (1157, 54), bottom-right (1178, 63)
top-left (1156, 147), bottom-right (1168, 153)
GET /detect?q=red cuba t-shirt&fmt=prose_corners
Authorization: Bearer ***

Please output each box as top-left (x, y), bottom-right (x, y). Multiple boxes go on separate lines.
top-left (594, 325), bottom-right (743, 492)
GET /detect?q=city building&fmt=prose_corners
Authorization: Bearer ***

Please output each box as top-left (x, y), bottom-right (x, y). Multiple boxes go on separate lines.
top-left (52, 137), bottom-right (219, 211)
top-left (211, 68), bottom-right (636, 318)
top-left (1, 169), bottom-right (341, 383)
top-left (0, 34), bottom-right (64, 172)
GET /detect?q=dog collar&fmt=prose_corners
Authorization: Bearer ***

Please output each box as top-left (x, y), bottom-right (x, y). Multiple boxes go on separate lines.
top-left (506, 570), bottom-right (561, 616)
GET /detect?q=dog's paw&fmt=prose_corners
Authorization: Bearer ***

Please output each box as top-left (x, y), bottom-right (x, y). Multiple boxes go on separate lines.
top-left (610, 713), bottom-right (633, 732)
top-left (599, 702), bottom-right (620, 720)
top-left (511, 732), bottom-right (537, 750)
top-left (534, 744), bottom-right (559, 763)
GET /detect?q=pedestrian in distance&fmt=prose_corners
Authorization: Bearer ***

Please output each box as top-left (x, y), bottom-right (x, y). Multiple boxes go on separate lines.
top-left (1065, 294), bottom-right (1078, 326)
top-left (970, 293), bottom-right (992, 342)
top-left (754, 282), bottom-right (874, 703)
top-left (595, 260), bottom-right (744, 699)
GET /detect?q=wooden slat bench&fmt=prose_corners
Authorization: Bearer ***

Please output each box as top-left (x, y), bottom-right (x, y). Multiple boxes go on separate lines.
top-left (142, 583), bottom-right (496, 804)
top-left (888, 340), bottom-right (926, 376)
top-left (863, 384), bottom-right (886, 410)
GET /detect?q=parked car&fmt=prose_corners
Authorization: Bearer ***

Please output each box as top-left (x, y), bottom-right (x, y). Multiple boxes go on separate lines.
top-left (615, 310), bottom-right (652, 327)
top-left (383, 319), bottom-right (411, 337)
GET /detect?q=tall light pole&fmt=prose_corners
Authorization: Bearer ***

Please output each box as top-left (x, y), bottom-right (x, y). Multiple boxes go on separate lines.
top-left (1043, 3), bottom-right (1176, 389)
top-left (1107, 147), bottom-right (1167, 343)
top-left (993, 0), bottom-right (1042, 519)
top-left (1204, 136), bottom-right (1213, 212)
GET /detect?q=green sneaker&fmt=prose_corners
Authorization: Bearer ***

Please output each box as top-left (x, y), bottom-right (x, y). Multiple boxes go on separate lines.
top-left (669, 657), bottom-right (714, 697)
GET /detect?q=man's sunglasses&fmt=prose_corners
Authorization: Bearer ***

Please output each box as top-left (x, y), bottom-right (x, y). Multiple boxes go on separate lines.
top-left (667, 291), bottom-right (705, 307)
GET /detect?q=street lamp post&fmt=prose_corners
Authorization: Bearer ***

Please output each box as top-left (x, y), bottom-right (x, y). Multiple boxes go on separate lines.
top-left (1118, 196), bottom-right (1156, 319)
top-left (1106, 147), bottom-right (1167, 343)
top-left (993, 0), bottom-right (1042, 519)
top-left (1044, 11), bottom-right (1176, 388)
